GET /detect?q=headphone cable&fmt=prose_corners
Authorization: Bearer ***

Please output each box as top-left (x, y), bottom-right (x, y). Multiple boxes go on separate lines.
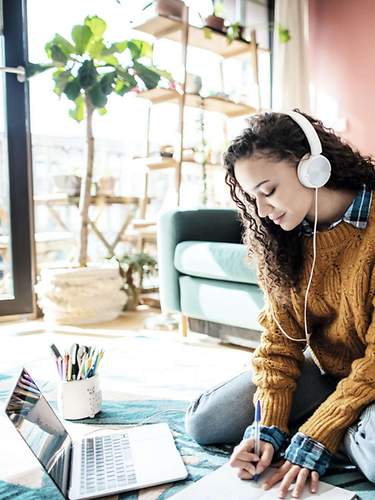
top-left (270, 188), bottom-right (318, 346)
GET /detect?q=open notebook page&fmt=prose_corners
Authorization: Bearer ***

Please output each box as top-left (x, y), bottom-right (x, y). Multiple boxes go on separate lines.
top-left (171, 463), bottom-right (357, 500)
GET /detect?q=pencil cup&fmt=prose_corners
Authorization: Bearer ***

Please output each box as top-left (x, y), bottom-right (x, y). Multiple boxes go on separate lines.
top-left (58, 375), bottom-right (102, 420)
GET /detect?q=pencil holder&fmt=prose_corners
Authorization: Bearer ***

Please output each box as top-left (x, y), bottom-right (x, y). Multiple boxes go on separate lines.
top-left (58, 375), bottom-right (102, 420)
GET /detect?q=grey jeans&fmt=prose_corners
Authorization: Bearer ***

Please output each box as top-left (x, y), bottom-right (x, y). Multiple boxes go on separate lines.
top-left (185, 357), bottom-right (375, 482)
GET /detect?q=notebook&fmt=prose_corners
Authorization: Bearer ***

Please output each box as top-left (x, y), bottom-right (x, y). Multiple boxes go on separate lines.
top-left (171, 462), bottom-right (357, 499)
top-left (5, 368), bottom-right (188, 500)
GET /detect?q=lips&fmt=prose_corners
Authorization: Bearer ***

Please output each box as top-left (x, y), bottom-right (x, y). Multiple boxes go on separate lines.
top-left (271, 213), bottom-right (286, 224)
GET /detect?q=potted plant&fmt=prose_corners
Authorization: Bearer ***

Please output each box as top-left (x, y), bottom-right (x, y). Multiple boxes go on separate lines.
top-left (30, 15), bottom-right (170, 324)
top-left (225, 21), bottom-right (245, 44)
top-left (142, 0), bottom-right (185, 21)
top-left (204, 0), bottom-right (225, 32)
top-left (118, 252), bottom-right (158, 311)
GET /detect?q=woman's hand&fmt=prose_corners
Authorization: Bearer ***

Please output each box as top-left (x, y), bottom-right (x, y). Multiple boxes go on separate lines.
top-left (229, 438), bottom-right (274, 479)
top-left (264, 460), bottom-right (319, 498)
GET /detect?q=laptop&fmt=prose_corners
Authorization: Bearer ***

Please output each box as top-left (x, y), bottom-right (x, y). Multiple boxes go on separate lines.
top-left (5, 368), bottom-right (188, 499)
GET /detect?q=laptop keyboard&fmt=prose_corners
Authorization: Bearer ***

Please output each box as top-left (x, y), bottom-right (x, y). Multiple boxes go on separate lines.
top-left (80, 433), bottom-right (137, 495)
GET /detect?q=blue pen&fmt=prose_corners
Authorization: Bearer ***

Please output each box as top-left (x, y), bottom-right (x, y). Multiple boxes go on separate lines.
top-left (253, 400), bottom-right (261, 481)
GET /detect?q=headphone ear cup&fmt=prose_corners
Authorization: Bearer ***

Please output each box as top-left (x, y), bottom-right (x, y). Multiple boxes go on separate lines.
top-left (297, 154), bottom-right (332, 188)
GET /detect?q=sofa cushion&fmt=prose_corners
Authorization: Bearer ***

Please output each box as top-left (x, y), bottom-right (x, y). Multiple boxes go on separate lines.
top-left (174, 241), bottom-right (258, 285)
top-left (179, 275), bottom-right (263, 331)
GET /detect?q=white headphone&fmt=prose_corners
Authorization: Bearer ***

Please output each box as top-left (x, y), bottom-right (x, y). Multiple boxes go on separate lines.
top-left (284, 111), bottom-right (331, 189)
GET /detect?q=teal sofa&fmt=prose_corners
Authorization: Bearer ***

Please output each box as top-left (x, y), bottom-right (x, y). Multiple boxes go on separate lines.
top-left (157, 208), bottom-right (264, 347)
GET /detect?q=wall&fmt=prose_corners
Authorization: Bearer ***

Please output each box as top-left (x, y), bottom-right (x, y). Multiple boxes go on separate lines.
top-left (309, 0), bottom-right (375, 155)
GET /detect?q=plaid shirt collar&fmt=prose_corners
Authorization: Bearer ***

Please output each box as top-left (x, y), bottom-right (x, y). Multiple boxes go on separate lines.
top-left (301, 185), bottom-right (373, 237)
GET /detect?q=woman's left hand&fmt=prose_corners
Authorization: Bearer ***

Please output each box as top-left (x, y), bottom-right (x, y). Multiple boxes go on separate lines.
top-left (263, 460), bottom-right (319, 498)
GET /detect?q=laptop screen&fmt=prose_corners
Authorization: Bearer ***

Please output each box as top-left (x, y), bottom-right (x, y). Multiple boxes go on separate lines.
top-left (5, 368), bottom-right (72, 497)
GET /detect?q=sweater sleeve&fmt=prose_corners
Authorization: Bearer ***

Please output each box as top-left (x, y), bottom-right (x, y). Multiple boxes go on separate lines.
top-left (252, 301), bottom-right (305, 434)
top-left (299, 292), bottom-right (375, 453)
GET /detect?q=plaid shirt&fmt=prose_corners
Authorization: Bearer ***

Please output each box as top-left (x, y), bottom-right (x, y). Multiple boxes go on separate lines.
top-left (301, 184), bottom-right (373, 236)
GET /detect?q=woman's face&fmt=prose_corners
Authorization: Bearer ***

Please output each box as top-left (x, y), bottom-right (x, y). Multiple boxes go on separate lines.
top-left (234, 155), bottom-right (315, 231)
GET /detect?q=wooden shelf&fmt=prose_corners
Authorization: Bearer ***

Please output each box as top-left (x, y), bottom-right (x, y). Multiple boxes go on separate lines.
top-left (132, 156), bottom-right (178, 170)
top-left (137, 87), bottom-right (256, 117)
top-left (133, 15), bottom-right (254, 59)
top-left (34, 194), bottom-right (143, 205)
top-left (133, 156), bottom-right (222, 169)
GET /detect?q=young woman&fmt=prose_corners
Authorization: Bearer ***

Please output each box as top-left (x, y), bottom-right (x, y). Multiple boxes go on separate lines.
top-left (184, 110), bottom-right (375, 498)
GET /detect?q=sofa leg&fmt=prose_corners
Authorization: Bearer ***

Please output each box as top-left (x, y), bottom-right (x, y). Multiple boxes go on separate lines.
top-left (180, 314), bottom-right (189, 337)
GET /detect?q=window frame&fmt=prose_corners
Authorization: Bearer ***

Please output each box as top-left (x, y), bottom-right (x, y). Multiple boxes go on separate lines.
top-left (0, 0), bottom-right (35, 317)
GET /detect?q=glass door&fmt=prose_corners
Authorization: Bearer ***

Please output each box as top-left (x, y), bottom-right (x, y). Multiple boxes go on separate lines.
top-left (0, 0), bottom-right (35, 316)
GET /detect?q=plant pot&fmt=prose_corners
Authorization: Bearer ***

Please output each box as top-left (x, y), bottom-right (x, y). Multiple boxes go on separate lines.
top-left (35, 265), bottom-right (127, 325)
top-left (185, 73), bottom-right (202, 94)
top-left (52, 175), bottom-right (81, 196)
top-left (156, 0), bottom-right (184, 20)
top-left (205, 15), bottom-right (225, 32)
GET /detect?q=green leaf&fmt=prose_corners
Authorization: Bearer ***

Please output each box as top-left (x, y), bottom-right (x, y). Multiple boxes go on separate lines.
top-left (71, 25), bottom-right (93, 55)
top-left (53, 69), bottom-right (72, 96)
top-left (51, 33), bottom-right (75, 56)
top-left (147, 66), bottom-right (172, 81)
top-left (203, 27), bottom-right (213, 40)
top-left (101, 54), bottom-right (119, 65)
top-left (88, 82), bottom-right (108, 107)
top-left (45, 43), bottom-right (68, 65)
top-left (87, 39), bottom-right (106, 59)
top-left (278, 24), bottom-right (291, 44)
top-left (100, 71), bottom-right (117, 95)
top-left (133, 61), bottom-right (160, 90)
top-left (45, 33), bottom-right (76, 64)
top-left (127, 39), bottom-right (153, 60)
top-left (114, 74), bottom-right (137, 95)
top-left (104, 40), bottom-right (128, 55)
top-left (25, 62), bottom-right (54, 78)
top-left (98, 107), bottom-right (107, 116)
top-left (78, 60), bottom-right (98, 89)
top-left (84, 16), bottom-right (107, 40)
top-left (69, 95), bottom-right (85, 122)
top-left (63, 78), bottom-right (81, 101)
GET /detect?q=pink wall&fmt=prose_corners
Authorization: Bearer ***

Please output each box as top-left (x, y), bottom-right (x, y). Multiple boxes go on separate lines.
top-left (309, 0), bottom-right (375, 155)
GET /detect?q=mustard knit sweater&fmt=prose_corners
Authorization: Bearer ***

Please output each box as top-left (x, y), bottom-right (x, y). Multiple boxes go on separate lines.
top-left (252, 194), bottom-right (375, 453)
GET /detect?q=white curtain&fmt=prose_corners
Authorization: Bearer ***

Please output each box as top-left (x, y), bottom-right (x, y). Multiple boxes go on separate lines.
top-left (272, 0), bottom-right (310, 112)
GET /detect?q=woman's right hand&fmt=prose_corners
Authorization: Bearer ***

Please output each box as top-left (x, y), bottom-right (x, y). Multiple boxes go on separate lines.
top-left (229, 438), bottom-right (274, 479)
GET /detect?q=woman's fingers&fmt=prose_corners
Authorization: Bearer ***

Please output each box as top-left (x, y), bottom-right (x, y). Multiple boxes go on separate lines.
top-left (229, 457), bottom-right (256, 475)
top-left (236, 450), bottom-right (259, 462)
top-left (237, 468), bottom-right (253, 480)
top-left (263, 460), bottom-right (292, 489)
top-left (310, 471), bottom-right (319, 494)
top-left (263, 462), bottom-right (319, 499)
top-left (291, 468), bottom-right (309, 498)
top-left (255, 442), bottom-right (274, 475)
top-left (278, 465), bottom-right (301, 498)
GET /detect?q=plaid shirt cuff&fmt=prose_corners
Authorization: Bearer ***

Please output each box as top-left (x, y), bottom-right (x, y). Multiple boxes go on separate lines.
top-left (243, 425), bottom-right (287, 453)
top-left (285, 432), bottom-right (332, 476)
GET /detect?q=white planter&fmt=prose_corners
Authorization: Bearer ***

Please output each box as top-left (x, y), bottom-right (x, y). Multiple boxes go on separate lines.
top-left (36, 265), bottom-right (127, 325)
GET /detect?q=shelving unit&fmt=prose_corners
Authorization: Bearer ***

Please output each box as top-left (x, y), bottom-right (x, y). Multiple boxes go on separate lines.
top-left (127, 8), bottom-right (263, 250)
top-left (135, 15), bottom-right (256, 58)
top-left (137, 87), bottom-right (257, 117)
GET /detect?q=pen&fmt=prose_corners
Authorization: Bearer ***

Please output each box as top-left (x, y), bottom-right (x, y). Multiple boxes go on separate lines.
top-left (50, 343), bottom-right (62, 361)
top-left (253, 399), bottom-right (261, 481)
top-left (70, 343), bottom-right (78, 381)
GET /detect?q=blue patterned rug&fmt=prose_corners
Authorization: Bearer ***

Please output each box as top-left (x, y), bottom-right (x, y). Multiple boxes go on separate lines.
top-left (1, 374), bottom-right (375, 499)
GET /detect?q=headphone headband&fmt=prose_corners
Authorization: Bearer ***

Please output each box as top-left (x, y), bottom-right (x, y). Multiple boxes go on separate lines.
top-left (284, 111), bottom-right (322, 156)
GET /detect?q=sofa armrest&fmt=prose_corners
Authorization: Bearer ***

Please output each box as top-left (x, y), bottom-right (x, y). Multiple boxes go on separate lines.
top-left (157, 208), bottom-right (242, 313)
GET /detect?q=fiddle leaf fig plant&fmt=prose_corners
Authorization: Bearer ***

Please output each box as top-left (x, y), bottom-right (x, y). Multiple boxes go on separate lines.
top-left (27, 15), bottom-right (171, 266)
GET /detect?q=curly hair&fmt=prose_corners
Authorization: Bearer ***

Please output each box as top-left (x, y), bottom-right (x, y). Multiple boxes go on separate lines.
top-left (223, 110), bottom-right (375, 303)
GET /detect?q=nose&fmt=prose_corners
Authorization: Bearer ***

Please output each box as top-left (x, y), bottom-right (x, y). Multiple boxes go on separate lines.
top-left (256, 196), bottom-right (273, 218)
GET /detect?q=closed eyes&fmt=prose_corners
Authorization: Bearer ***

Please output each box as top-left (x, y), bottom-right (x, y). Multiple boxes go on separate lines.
top-left (265, 188), bottom-right (276, 197)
